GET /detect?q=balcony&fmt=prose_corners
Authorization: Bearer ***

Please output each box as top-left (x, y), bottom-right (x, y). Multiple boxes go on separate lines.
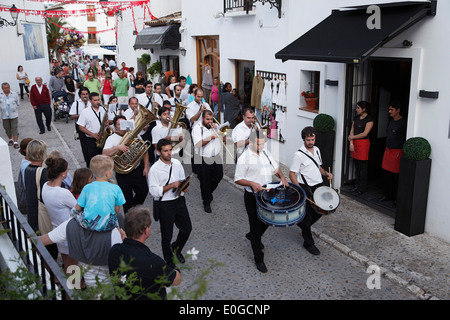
top-left (223, 0), bottom-right (282, 18)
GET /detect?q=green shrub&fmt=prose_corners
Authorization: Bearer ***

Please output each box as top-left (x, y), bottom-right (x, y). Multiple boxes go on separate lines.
top-left (402, 137), bottom-right (431, 161)
top-left (313, 113), bottom-right (335, 132)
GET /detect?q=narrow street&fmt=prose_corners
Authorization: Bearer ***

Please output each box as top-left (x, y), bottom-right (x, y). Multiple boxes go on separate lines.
top-left (3, 97), bottom-right (428, 300)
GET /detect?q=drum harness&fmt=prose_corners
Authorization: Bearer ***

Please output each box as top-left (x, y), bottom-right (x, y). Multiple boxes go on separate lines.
top-left (297, 149), bottom-right (322, 198)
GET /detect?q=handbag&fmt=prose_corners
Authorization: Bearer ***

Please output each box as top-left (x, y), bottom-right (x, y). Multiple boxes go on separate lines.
top-left (15, 170), bottom-right (28, 214)
top-left (25, 78), bottom-right (30, 85)
top-left (36, 167), bottom-right (53, 234)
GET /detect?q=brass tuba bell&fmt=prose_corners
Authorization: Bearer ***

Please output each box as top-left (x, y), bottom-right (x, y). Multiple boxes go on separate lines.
top-left (112, 105), bottom-right (156, 174)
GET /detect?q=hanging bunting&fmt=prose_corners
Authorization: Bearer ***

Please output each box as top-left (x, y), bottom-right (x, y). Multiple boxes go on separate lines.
top-left (46, 18), bottom-right (116, 34)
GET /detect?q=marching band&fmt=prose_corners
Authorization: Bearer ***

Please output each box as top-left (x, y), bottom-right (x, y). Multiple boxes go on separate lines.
top-left (57, 79), bottom-right (338, 274)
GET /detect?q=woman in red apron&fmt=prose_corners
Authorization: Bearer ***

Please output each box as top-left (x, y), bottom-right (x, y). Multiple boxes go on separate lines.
top-left (380, 103), bottom-right (407, 201)
top-left (348, 101), bottom-right (374, 194)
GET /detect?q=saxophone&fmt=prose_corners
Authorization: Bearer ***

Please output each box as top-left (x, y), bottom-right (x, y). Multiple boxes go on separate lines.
top-left (96, 105), bottom-right (113, 148)
top-left (112, 105), bottom-right (156, 174)
top-left (168, 103), bottom-right (188, 152)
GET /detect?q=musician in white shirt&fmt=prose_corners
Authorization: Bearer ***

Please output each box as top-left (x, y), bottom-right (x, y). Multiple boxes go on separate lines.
top-left (135, 81), bottom-right (154, 110)
top-left (168, 84), bottom-right (184, 108)
top-left (76, 92), bottom-right (107, 167)
top-left (103, 115), bottom-right (149, 214)
top-left (289, 126), bottom-right (332, 256)
top-left (232, 108), bottom-right (259, 158)
top-left (148, 138), bottom-right (192, 269)
top-left (234, 129), bottom-right (288, 273)
top-left (191, 110), bottom-right (224, 213)
top-left (185, 88), bottom-right (212, 129)
top-left (151, 106), bottom-right (184, 158)
top-left (70, 87), bottom-right (92, 165)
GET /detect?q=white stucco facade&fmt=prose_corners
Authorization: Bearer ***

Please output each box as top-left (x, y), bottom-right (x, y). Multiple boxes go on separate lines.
top-left (116, 0), bottom-right (182, 71)
top-left (0, 0), bottom-right (50, 91)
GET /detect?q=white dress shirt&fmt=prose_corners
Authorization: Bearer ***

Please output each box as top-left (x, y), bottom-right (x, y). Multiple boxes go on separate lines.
top-left (76, 106), bottom-right (106, 138)
top-left (232, 120), bottom-right (260, 155)
top-left (290, 144), bottom-right (323, 187)
top-left (69, 100), bottom-right (91, 117)
top-left (136, 92), bottom-right (153, 110)
top-left (151, 121), bottom-right (182, 145)
top-left (234, 147), bottom-right (279, 193)
top-left (185, 100), bottom-right (212, 128)
top-left (191, 123), bottom-right (222, 158)
top-left (148, 158), bottom-right (185, 201)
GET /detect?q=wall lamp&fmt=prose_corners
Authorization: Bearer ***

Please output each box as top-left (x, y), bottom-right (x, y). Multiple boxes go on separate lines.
top-left (180, 47), bottom-right (187, 56)
top-left (0, 4), bottom-right (19, 28)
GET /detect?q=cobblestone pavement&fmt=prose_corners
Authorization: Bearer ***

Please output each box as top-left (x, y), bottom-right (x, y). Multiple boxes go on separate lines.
top-left (3, 97), bottom-right (449, 300)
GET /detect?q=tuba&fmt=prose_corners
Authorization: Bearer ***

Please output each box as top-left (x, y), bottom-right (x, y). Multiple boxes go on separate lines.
top-left (112, 106), bottom-right (156, 174)
top-left (168, 103), bottom-right (188, 151)
top-left (96, 105), bottom-right (114, 148)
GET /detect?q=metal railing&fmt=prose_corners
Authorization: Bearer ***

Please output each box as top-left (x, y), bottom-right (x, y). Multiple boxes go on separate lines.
top-left (0, 186), bottom-right (73, 300)
top-left (224, 0), bottom-right (254, 14)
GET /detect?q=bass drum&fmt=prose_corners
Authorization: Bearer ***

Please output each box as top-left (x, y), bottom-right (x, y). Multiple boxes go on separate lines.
top-left (311, 186), bottom-right (340, 215)
top-left (255, 182), bottom-right (306, 227)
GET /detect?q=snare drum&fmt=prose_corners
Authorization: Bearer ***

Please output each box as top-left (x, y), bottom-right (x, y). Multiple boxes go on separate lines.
top-left (255, 182), bottom-right (306, 227)
top-left (310, 186), bottom-right (340, 215)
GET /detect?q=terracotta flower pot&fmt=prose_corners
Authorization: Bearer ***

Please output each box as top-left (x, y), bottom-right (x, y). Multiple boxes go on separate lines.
top-left (305, 97), bottom-right (318, 110)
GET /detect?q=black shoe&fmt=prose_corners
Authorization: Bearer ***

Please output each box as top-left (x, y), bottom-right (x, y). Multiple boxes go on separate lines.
top-left (255, 261), bottom-right (267, 273)
top-left (246, 232), bottom-right (264, 249)
top-left (47, 126), bottom-right (51, 131)
top-left (350, 186), bottom-right (359, 192)
top-left (304, 244), bottom-right (320, 255)
top-left (39, 131), bottom-right (45, 134)
top-left (378, 195), bottom-right (389, 201)
top-left (204, 204), bottom-right (212, 213)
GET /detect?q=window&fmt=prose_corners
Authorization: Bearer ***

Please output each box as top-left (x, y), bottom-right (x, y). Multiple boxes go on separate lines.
top-left (87, 5), bottom-right (95, 22)
top-left (88, 27), bottom-right (97, 44)
top-left (299, 70), bottom-right (320, 113)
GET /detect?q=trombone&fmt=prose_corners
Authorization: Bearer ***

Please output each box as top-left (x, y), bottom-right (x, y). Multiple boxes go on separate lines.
top-left (255, 115), bottom-right (271, 137)
top-left (211, 119), bottom-right (234, 159)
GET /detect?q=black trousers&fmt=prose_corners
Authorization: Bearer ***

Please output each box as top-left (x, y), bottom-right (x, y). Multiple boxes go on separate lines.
top-left (19, 83), bottom-right (29, 99)
top-left (83, 137), bottom-right (103, 168)
top-left (116, 163), bottom-right (148, 214)
top-left (76, 125), bottom-right (90, 166)
top-left (197, 157), bottom-right (223, 206)
top-left (354, 159), bottom-right (368, 192)
top-left (244, 191), bottom-right (268, 263)
top-left (297, 183), bottom-right (323, 248)
top-left (158, 197), bottom-right (192, 265)
top-left (34, 104), bottom-right (52, 132)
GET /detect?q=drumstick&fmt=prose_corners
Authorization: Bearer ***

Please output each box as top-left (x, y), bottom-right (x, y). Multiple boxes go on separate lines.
top-left (306, 197), bottom-right (320, 207)
top-left (328, 167), bottom-right (332, 188)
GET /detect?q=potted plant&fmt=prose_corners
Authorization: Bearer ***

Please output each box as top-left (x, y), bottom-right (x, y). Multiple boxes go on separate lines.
top-left (147, 60), bottom-right (161, 83)
top-left (313, 113), bottom-right (335, 183)
top-left (301, 90), bottom-right (318, 110)
top-left (395, 137), bottom-right (432, 236)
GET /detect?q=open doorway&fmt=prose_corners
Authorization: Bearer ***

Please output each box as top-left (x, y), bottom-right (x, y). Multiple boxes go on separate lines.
top-left (342, 58), bottom-right (412, 217)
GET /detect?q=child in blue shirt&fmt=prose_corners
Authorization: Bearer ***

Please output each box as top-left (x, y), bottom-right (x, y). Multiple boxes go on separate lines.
top-left (72, 155), bottom-right (126, 232)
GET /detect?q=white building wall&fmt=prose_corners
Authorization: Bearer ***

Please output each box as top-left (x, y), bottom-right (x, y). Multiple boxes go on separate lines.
top-left (116, 0), bottom-right (182, 71)
top-left (61, 3), bottom-right (116, 47)
top-left (0, 0), bottom-right (50, 91)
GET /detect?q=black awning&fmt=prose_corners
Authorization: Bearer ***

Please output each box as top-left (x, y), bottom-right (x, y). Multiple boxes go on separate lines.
top-left (133, 25), bottom-right (181, 50)
top-left (275, 1), bottom-right (436, 64)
